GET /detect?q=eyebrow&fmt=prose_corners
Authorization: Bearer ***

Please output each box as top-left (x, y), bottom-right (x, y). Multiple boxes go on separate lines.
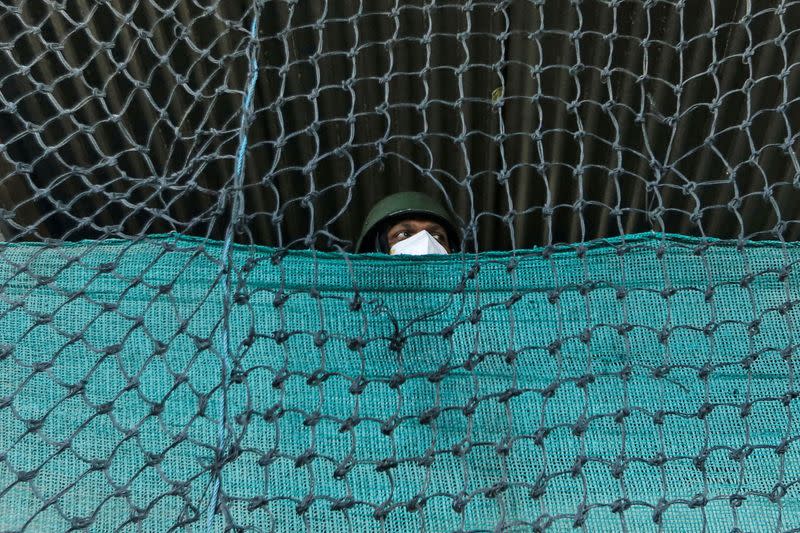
top-left (389, 221), bottom-right (445, 234)
top-left (390, 222), bottom-right (415, 232)
top-left (423, 223), bottom-right (445, 233)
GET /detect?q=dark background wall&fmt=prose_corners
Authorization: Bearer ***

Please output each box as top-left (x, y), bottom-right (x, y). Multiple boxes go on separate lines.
top-left (1, 0), bottom-right (799, 250)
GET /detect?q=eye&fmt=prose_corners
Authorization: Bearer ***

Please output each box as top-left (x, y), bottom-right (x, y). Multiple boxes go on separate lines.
top-left (395, 231), bottom-right (411, 240)
top-left (432, 233), bottom-right (445, 242)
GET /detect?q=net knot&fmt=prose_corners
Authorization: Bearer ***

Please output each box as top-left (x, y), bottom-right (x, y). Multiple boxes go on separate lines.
top-left (230, 369), bottom-right (246, 384)
top-left (611, 498), bottom-right (630, 513)
top-left (729, 493), bottom-right (746, 508)
top-left (32, 360), bottom-right (53, 373)
top-left (71, 517), bottom-right (94, 529)
top-left (504, 349), bottom-right (517, 364)
top-left (440, 324), bottom-right (456, 338)
top-left (498, 387), bottom-right (522, 403)
top-left (688, 494), bottom-right (707, 508)
top-left (144, 452), bottom-right (163, 466)
top-left (696, 402), bottom-right (714, 419)
top-left (485, 481), bottom-right (508, 498)
top-left (697, 363), bottom-right (713, 380)
top-left (533, 427), bottom-right (551, 447)
top-left (570, 455), bottom-right (589, 477)
top-left (388, 333), bottom-right (405, 352)
top-left (775, 438), bottom-right (790, 455)
top-left (331, 496), bottom-right (355, 511)
top-left (348, 377), bottom-right (368, 395)
top-left (740, 353), bottom-right (757, 369)
top-left (692, 448), bottom-right (711, 472)
top-left (263, 403), bottom-right (285, 422)
top-left (129, 507), bottom-right (147, 523)
top-left (616, 321), bottom-right (633, 334)
top-left (728, 445), bottom-right (752, 462)
top-left (294, 449), bottom-right (316, 468)
top-left (652, 498), bottom-right (669, 524)
top-left (332, 456), bottom-right (354, 479)
top-left (611, 455), bottom-right (627, 478)
top-left (20, 417), bottom-right (43, 437)
top-left (373, 503), bottom-right (392, 521)
top-left (404, 495), bottom-right (426, 512)
top-left (451, 440), bottom-right (471, 457)
top-left (547, 340), bottom-right (561, 355)
top-left (428, 365), bottom-right (449, 384)
top-left (648, 452), bottom-right (667, 467)
top-left (495, 436), bottom-right (513, 455)
top-left (572, 417), bottom-right (589, 437)
top-left (739, 401), bottom-right (752, 418)
top-left (417, 448), bottom-right (436, 466)
top-left (306, 369), bottom-right (331, 386)
top-left (528, 476), bottom-right (547, 500)
top-left (463, 352), bottom-right (485, 371)
top-left (271, 370), bottom-right (290, 389)
top-left (89, 459), bottom-right (109, 471)
top-left (313, 329), bottom-right (329, 347)
top-left (248, 496), bottom-right (268, 511)
top-left (462, 397), bottom-right (479, 416)
top-left (575, 374), bottom-right (595, 388)
top-left (419, 407), bottom-right (441, 425)
top-left (67, 380), bottom-right (86, 397)
top-left (303, 411), bottom-right (321, 427)
top-left (271, 330), bottom-right (290, 345)
top-left (388, 372), bottom-right (406, 388)
top-left (770, 483), bottom-right (787, 503)
top-left (652, 365), bottom-right (670, 378)
top-left (346, 335), bottom-right (366, 352)
top-left (124, 377), bottom-right (140, 393)
top-left (541, 381), bottom-right (558, 398)
top-left (573, 503), bottom-right (590, 527)
top-left (258, 449), bottom-right (278, 467)
top-left (295, 495), bottom-right (313, 515)
top-left (451, 492), bottom-right (469, 513)
top-left (235, 409), bottom-right (252, 426)
top-left (532, 513), bottom-right (553, 532)
top-left (380, 416), bottom-right (399, 435)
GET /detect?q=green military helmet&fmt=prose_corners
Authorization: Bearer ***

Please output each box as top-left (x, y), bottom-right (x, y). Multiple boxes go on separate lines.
top-left (355, 191), bottom-right (460, 253)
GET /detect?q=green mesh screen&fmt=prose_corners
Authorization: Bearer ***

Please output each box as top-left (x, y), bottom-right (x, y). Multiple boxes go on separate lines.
top-left (2, 0), bottom-right (800, 531)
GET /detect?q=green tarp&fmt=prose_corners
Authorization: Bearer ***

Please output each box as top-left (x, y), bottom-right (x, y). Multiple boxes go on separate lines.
top-left (1, 233), bottom-right (798, 531)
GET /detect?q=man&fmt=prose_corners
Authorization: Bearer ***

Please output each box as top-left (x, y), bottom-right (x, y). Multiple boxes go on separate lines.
top-left (355, 191), bottom-right (460, 255)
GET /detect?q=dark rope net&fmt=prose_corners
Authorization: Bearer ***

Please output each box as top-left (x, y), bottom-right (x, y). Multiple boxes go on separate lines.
top-left (1, 0), bottom-right (800, 531)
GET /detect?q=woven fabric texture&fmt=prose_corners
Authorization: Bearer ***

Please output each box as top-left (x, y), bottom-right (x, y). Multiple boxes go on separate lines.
top-left (1, 232), bottom-right (798, 531)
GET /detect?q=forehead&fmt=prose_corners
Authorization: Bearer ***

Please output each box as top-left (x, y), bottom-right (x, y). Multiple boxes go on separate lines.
top-left (386, 217), bottom-right (445, 230)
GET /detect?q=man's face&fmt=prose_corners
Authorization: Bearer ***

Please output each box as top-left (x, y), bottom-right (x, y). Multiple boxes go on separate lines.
top-left (385, 218), bottom-right (451, 252)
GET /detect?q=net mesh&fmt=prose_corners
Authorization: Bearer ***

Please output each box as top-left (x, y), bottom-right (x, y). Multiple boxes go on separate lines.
top-left (1, 0), bottom-right (800, 531)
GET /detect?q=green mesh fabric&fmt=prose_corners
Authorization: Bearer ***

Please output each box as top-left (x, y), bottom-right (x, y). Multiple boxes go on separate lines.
top-left (1, 232), bottom-right (798, 531)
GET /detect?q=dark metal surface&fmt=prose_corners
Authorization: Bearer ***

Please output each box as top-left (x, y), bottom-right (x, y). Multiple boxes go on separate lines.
top-left (1, 0), bottom-right (799, 249)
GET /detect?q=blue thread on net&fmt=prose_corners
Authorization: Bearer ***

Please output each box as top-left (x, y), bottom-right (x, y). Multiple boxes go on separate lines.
top-left (206, 4), bottom-right (262, 530)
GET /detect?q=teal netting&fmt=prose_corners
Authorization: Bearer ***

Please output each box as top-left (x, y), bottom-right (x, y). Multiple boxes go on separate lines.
top-left (1, 232), bottom-right (799, 531)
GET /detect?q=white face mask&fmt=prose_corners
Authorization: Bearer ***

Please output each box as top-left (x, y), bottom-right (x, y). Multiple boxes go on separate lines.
top-left (389, 230), bottom-right (449, 255)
